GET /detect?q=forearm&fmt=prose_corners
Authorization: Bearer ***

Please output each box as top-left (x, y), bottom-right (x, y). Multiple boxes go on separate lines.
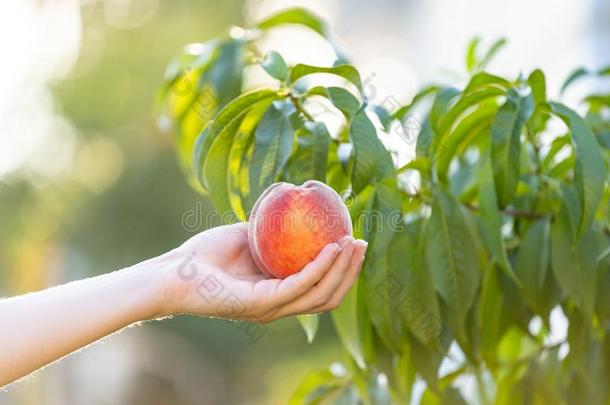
top-left (0, 255), bottom-right (169, 387)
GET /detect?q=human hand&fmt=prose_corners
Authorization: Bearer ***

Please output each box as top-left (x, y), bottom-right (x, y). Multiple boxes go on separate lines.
top-left (160, 223), bottom-right (367, 323)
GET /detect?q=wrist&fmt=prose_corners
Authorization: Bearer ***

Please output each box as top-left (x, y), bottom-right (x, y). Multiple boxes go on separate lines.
top-left (144, 247), bottom-right (208, 319)
top-left (128, 251), bottom-right (181, 320)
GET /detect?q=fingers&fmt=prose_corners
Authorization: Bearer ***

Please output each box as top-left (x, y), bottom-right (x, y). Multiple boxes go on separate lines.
top-left (271, 238), bottom-right (367, 319)
top-left (299, 236), bottom-right (355, 308)
top-left (306, 239), bottom-right (367, 313)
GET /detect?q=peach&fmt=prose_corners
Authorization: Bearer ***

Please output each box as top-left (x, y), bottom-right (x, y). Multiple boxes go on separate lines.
top-left (248, 181), bottom-right (353, 279)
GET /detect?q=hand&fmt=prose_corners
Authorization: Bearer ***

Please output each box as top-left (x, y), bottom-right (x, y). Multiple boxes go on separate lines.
top-left (161, 223), bottom-right (368, 323)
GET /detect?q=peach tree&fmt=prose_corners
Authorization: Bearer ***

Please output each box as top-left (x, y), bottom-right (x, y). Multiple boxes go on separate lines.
top-left (157, 8), bottom-right (610, 404)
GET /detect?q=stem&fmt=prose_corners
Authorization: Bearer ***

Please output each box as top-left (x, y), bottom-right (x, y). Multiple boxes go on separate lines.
top-left (289, 94), bottom-right (315, 121)
top-left (526, 127), bottom-right (542, 174)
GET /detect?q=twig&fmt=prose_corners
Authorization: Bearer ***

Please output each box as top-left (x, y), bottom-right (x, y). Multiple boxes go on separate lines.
top-left (289, 93), bottom-right (315, 122)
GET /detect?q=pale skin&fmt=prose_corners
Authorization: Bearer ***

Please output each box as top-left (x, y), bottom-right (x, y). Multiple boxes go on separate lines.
top-left (0, 222), bottom-right (367, 388)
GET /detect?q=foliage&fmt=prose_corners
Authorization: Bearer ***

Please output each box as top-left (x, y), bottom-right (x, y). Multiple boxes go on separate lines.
top-left (158, 8), bottom-right (610, 404)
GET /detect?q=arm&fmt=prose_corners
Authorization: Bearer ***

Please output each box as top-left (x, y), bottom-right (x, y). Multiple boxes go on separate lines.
top-left (0, 222), bottom-right (367, 387)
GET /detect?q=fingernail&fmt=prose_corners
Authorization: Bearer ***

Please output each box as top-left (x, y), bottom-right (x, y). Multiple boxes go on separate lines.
top-left (339, 235), bottom-right (353, 248)
top-left (331, 243), bottom-right (342, 254)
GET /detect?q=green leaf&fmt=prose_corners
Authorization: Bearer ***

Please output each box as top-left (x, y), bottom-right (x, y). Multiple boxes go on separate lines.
top-left (478, 38), bottom-right (507, 71)
top-left (478, 150), bottom-right (517, 281)
top-left (392, 336), bottom-right (417, 402)
top-left (260, 51), bottom-right (289, 81)
top-left (249, 104), bottom-right (295, 200)
top-left (310, 86), bottom-right (361, 119)
top-left (297, 314), bottom-right (319, 343)
top-left (464, 72), bottom-right (511, 93)
top-left (332, 186), bottom-right (376, 369)
top-left (436, 86), bottom-right (505, 138)
top-left (394, 220), bottom-right (443, 346)
top-left (560, 67), bottom-right (589, 94)
top-left (561, 65), bottom-right (610, 95)
top-left (204, 117), bottom-right (249, 217)
top-left (466, 37), bottom-right (481, 72)
top-left (465, 38), bottom-right (507, 73)
top-left (409, 332), bottom-right (443, 389)
top-left (515, 218), bottom-right (559, 321)
top-left (194, 89), bottom-right (280, 187)
top-left (228, 98), bottom-right (276, 218)
top-left (158, 39), bottom-right (245, 188)
top-left (360, 180), bottom-right (403, 351)
top-left (426, 190), bottom-right (481, 340)
top-left (257, 7), bottom-right (327, 37)
top-left (541, 135), bottom-right (570, 172)
top-left (290, 63), bottom-right (363, 94)
top-left (288, 367), bottom-right (348, 405)
top-left (528, 69), bottom-right (546, 104)
top-left (478, 265), bottom-right (508, 370)
top-left (491, 87), bottom-right (534, 207)
top-left (392, 86), bottom-right (439, 121)
top-left (551, 102), bottom-right (606, 234)
top-left (416, 87), bottom-right (460, 160)
top-left (517, 218), bottom-right (551, 288)
top-left (197, 90), bottom-right (282, 215)
top-left (436, 102), bottom-right (497, 182)
top-left (527, 69), bottom-right (550, 133)
top-left (551, 188), bottom-right (598, 318)
top-left (283, 121), bottom-right (331, 184)
top-left (349, 108), bottom-right (395, 193)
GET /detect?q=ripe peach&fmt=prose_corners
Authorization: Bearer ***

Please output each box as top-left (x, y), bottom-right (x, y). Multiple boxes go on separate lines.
top-left (248, 181), bottom-right (353, 279)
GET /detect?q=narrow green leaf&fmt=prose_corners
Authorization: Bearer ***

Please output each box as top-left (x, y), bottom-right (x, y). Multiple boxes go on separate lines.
top-left (560, 67), bottom-right (589, 94)
top-left (249, 104), bottom-right (295, 200)
top-left (297, 314), bottom-right (319, 343)
top-left (426, 190), bottom-right (481, 340)
top-left (204, 116), bottom-right (249, 217)
top-left (416, 87), bottom-right (460, 159)
top-left (551, 188), bottom-right (598, 318)
top-left (527, 69), bottom-right (550, 133)
top-left (551, 102), bottom-right (606, 234)
top-left (436, 103), bottom-right (497, 182)
top-left (478, 266), bottom-right (507, 370)
top-left (332, 186), bottom-right (376, 369)
top-left (392, 86), bottom-right (439, 121)
top-left (478, 150), bottom-right (517, 280)
top-left (194, 89), bottom-right (280, 189)
top-left (541, 135), bottom-right (570, 172)
top-left (361, 180), bottom-right (403, 350)
top-left (227, 98), bottom-right (275, 218)
top-left (478, 38), bottom-right (507, 71)
top-left (349, 108), bottom-right (395, 193)
top-left (491, 87), bottom-right (534, 207)
top-left (528, 69), bottom-right (546, 104)
top-left (283, 121), bottom-right (331, 184)
top-left (515, 218), bottom-right (559, 320)
top-left (394, 220), bottom-right (443, 346)
top-left (307, 86), bottom-right (361, 119)
top-left (257, 7), bottom-right (327, 37)
top-left (288, 367), bottom-right (348, 405)
top-left (464, 72), bottom-right (511, 93)
top-left (290, 63), bottom-right (363, 93)
top-left (466, 37), bottom-right (481, 72)
top-left (260, 51), bottom-right (289, 81)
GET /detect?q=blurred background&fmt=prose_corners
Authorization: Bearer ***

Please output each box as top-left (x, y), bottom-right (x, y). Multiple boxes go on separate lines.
top-left (0, 0), bottom-right (607, 403)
